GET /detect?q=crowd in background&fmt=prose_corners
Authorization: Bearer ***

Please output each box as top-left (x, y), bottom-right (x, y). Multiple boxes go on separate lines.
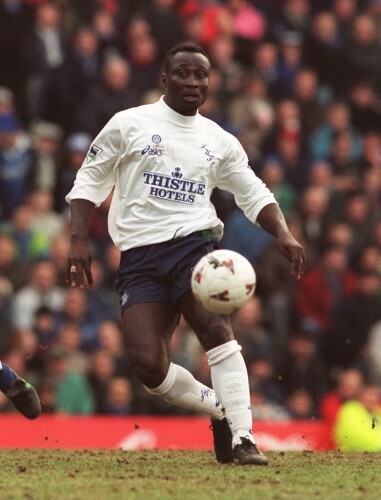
top-left (0, 0), bottom-right (381, 430)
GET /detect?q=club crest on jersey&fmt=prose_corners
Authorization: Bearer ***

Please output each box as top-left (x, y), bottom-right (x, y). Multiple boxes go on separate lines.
top-left (152, 134), bottom-right (161, 144)
top-left (86, 144), bottom-right (103, 163)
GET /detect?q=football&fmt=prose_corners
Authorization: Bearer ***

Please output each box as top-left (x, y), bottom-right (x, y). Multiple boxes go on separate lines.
top-left (191, 249), bottom-right (256, 314)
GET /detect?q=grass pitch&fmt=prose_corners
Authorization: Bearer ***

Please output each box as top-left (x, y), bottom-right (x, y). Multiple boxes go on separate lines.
top-left (0, 449), bottom-right (380, 499)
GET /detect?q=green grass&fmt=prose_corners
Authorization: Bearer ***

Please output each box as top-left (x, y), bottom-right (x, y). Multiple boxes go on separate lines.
top-left (0, 450), bottom-right (380, 499)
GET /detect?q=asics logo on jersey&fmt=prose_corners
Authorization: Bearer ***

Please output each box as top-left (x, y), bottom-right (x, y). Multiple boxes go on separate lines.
top-left (141, 145), bottom-right (163, 156)
top-left (143, 168), bottom-right (206, 205)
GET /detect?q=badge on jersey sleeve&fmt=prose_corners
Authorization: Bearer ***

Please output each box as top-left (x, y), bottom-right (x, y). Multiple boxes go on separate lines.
top-left (86, 144), bottom-right (103, 163)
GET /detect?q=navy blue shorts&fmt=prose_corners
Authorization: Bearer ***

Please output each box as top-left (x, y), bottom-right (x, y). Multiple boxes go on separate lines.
top-left (115, 230), bottom-right (219, 311)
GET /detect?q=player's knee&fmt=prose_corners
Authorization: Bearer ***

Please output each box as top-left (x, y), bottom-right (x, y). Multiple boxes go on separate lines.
top-left (197, 318), bottom-right (233, 351)
top-left (128, 351), bottom-right (168, 388)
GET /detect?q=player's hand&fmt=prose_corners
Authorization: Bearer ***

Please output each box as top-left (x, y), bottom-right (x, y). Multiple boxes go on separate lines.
top-left (278, 232), bottom-right (306, 280)
top-left (66, 236), bottom-right (94, 289)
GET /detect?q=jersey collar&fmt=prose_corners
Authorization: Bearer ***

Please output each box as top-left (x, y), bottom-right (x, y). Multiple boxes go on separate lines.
top-left (157, 96), bottom-right (200, 127)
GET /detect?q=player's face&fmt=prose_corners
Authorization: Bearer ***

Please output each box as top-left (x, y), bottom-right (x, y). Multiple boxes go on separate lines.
top-left (162, 51), bottom-right (210, 116)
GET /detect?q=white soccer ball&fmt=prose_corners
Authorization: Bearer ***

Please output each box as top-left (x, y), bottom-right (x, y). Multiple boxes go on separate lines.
top-left (191, 249), bottom-right (256, 314)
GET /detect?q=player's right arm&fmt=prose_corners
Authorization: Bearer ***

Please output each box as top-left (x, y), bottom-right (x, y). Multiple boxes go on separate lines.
top-left (67, 198), bottom-right (96, 289)
top-left (66, 114), bottom-right (122, 289)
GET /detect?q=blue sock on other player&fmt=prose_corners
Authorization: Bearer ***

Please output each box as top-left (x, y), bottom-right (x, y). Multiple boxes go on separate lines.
top-left (0, 361), bottom-right (17, 392)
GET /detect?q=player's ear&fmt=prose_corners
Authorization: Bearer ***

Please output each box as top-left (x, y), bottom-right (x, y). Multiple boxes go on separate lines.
top-left (161, 73), bottom-right (167, 88)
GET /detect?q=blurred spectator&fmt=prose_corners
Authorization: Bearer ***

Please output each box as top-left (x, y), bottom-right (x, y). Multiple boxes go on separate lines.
top-left (31, 305), bottom-right (59, 370)
top-left (126, 34), bottom-right (161, 101)
top-left (92, 8), bottom-right (119, 59)
top-left (101, 242), bottom-right (121, 291)
top-left (255, 213), bottom-right (306, 351)
top-left (221, 210), bottom-right (273, 266)
top-left (227, 72), bottom-right (274, 163)
top-left (348, 80), bottom-right (381, 134)
top-left (250, 383), bottom-right (290, 421)
top-left (285, 388), bottom-right (315, 419)
top-left (319, 367), bottom-right (364, 424)
top-left (38, 377), bottom-right (57, 413)
top-left (0, 275), bottom-right (13, 349)
top-left (88, 192), bottom-right (114, 255)
top-left (271, 0), bottom-right (311, 41)
top-left (296, 244), bottom-right (357, 339)
top-left (49, 234), bottom-right (71, 287)
top-left (309, 101), bottom-right (362, 162)
top-left (251, 41), bottom-right (281, 100)
top-left (171, 315), bottom-right (202, 374)
top-left (266, 99), bottom-right (309, 192)
top-left (0, 113), bottom-right (34, 220)
top-left (27, 188), bottom-right (66, 245)
top-left (339, 192), bottom-right (375, 258)
top-left (86, 260), bottom-right (119, 324)
top-left (342, 13), bottom-right (381, 89)
top-left (303, 11), bottom-right (344, 94)
top-left (55, 132), bottom-right (92, 212)
top-left (248, 355), bottom-right (282, 405)
top-left (80, 55), bottom-right (139, 136)
top-left (143, 0), bottom-right (185, 59)
top-left (87, 348), bottom-right (116, 413)
top-left (275, 328), bottom-right (327, 415)
top-left (0, 233), bottom-right (29, 291)
top-left (332, 0), bottom-right (358, 42)
top-left (292, 67), bottom-right (325, 138)
top-left (102, 376), bottom-right (134, 415)
top-left (0, 2), bottom-right (30, 119)
top-left (29, 120), bottom-right (63, 192)
top-left (277, 31), bottom-right (303, 94)
top-left (55, 287), bottom-right (99, 351)
top-left (11, 259), bottom-right (65, 330)
top-left (21, 1), bottom-right (67, 121)
top-left (368, 320), bottom-right (381, 384)
top-left (54, 322), bottom-right (90, 375)
top-left (7, 204), bottom-right (50, 262)
top-left (334, 384), bottom-right (381, 451)
top-left (231, 296), bottom-right (273, 364)
top-left (298, 186), bottom-right (331, 260)
top-left (40, 26), bottom-right (102, 134)
top-left (43, 346), bottom-right (95, 414)
top-left (328, 268), bottom-right (381, 370)
top-left (260, 156), bottom-right (297, 216)
top-left (208, 34), bottom-right (244, 104)
top-left (97, 319), bottom-right (131, 376)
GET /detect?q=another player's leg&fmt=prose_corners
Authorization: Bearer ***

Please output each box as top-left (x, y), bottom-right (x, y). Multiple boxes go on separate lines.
top-left (179, 292), bottom-right (268, 466)
top-left (0, 361), bottom-right (41, 419)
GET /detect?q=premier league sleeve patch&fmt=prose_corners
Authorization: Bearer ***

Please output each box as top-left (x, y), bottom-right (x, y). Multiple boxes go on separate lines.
top-left (86, 144), bottom-right (103, 163)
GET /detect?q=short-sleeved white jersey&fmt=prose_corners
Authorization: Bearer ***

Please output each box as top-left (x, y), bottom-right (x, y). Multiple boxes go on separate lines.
top-left (66, 97), bottom-right (277, 251)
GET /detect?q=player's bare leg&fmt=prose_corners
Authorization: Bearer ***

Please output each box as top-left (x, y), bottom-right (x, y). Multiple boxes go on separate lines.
top-left (121, 301), bottom-right (225, 420)
top-left (178, 291), bottom-right (268, 466)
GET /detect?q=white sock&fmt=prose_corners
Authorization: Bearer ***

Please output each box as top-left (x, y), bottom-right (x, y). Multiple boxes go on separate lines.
top-left (145, 362), bottom-right (224, 420)
top-left (207, 340), bottom-right (254, 447)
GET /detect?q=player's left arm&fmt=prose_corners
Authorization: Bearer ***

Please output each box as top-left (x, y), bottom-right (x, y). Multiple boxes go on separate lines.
top-left (214, 136), bottom-right (305, 278)
top-left (256, 202), bottom-right (306, 280)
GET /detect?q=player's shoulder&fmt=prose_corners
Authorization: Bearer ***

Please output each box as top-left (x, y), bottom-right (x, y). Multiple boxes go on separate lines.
top-left (199, 114), bottom-right (240, 145)
top-left (114, 101), bottom-right (158, 121)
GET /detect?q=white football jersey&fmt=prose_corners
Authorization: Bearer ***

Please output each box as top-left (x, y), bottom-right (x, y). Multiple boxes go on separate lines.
top-left (66, 97), bottom-right (276, 251)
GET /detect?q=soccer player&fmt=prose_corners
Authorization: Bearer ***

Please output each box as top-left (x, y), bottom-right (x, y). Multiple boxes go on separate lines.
top-left (0, 361), bottom-right (41, 419)
top-left (66, 43), bottom-right (305, 465)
